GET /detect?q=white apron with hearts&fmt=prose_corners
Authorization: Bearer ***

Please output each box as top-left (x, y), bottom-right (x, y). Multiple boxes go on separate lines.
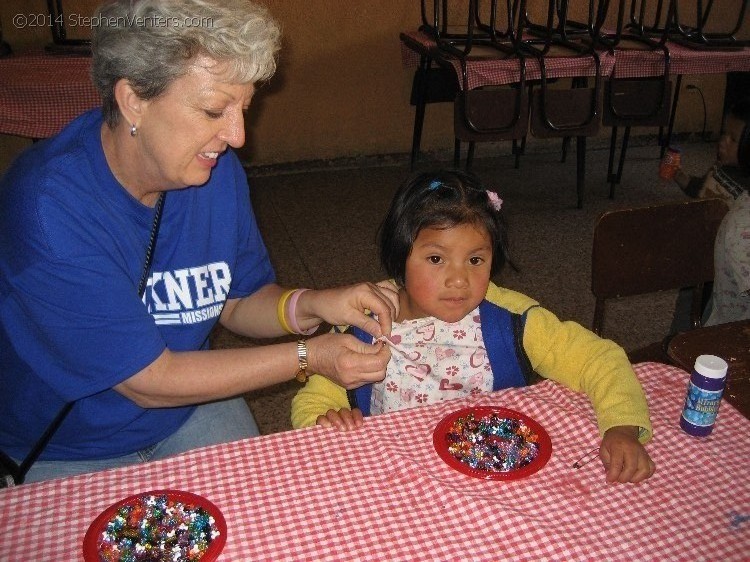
top-left (370, 307), bottom-right (492, 414)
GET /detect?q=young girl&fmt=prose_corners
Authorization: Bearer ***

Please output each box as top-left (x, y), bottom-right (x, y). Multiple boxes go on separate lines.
top-left (292, 169), bottom-right (655, 484)
top-left (673, 97), bottom-right (750, 326)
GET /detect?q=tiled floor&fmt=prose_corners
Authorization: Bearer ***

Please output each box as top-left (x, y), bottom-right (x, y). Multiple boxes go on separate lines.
top-left (211, 138), bottom-right (716, 434)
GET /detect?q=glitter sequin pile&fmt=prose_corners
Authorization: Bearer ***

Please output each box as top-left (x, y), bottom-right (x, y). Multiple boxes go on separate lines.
top-left (97, 494), bottom-right (219, 561)
top-left (445, 412), bottom-right (540, 472)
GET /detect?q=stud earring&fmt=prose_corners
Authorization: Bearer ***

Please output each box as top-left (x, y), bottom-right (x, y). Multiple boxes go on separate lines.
top-left (130, 124), bottom-right (137, 137)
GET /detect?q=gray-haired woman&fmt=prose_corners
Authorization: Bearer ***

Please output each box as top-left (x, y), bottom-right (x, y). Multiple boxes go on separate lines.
top-left (0, 0), bottom-right (397, 484)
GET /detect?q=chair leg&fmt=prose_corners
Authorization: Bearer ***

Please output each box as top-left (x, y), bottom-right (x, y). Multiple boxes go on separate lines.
top-left (454, 138), bottom-right (461, 168)
top-left (513, 136), bottom-right (526, 169)
top-left (410, 56), bottom-right (431, 170)
top-left (561, 137), bottom-right (571, 163)
top-left (608, 126), bottom-right (631, 199)
top-left (576, 136), bottom-right (586, 209)
top-left (466, 141), bottom-right (476, 171)
top-left (662, 74), bottom-right (682, 158)
top-left (615, 126), bottom-right (631, 194)
top-left (593, 299), bottom-right (605, 337)
top-left (607, 126), bottom-right (618, 194)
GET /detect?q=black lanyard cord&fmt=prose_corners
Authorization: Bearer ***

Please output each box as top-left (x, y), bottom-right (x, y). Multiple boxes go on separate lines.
top-left (1, 192), bottom-right (167, 486)
top-left (138, 192), bottom-right (166, 298)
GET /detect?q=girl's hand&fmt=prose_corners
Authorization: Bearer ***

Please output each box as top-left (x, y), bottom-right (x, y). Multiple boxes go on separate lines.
top-left (296, 282), bottom-right (400, 338)
top-left (307, 332), bottom-right (391, 389)
top-left (316, 408), bottom-right (364, 431)
top-left (599, 425), bottom-right (656, 483)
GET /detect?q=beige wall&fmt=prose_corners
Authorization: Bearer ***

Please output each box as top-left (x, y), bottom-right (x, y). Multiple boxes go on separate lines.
top-left (0, 1), bottom-right (744, 170)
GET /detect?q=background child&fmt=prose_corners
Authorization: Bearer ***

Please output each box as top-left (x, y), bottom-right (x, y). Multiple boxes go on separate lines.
top-left (292, 169), bottom-right (655, 484)
top-left (673, 97), bottom-right (750, 327)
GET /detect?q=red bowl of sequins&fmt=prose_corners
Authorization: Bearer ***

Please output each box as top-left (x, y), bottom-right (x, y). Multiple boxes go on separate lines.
top-left (433, 406), bottom-right (552, 480)
top-left (82, 489), bottom-right (227, 561)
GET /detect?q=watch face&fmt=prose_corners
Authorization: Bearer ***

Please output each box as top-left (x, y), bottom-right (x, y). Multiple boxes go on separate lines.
top-left (296, 340), bottom-right (308, 380)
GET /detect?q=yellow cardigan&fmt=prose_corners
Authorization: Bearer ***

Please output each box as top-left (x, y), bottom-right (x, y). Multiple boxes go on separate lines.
top-left (291, 282), bottom-right (653, 441)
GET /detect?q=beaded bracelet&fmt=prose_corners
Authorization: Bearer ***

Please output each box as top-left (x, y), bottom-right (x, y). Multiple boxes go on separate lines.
top-left (288, 289), bottom-right (319, 335)
top-left (276, 289), bottom-right (296, 334)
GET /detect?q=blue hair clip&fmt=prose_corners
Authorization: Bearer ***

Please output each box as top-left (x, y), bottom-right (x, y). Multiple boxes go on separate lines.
top-left (428, 180), bottom-right (442, 191)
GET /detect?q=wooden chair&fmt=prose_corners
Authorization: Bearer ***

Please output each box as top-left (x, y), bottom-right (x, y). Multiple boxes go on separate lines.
top-left (591, 198), bottom-right (728, 363)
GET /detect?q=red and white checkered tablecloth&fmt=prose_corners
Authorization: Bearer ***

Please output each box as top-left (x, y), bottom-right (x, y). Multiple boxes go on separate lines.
top-left (400, 30), bottom-right (616, 89)
top-left (401, 30), bottom-right (750, 89)
top-left (1, 362), bottom-right (748, 561)
top-left (612, 39), bottom-right (750, 78)
top-left (0, 51), bottom-right (101, 139)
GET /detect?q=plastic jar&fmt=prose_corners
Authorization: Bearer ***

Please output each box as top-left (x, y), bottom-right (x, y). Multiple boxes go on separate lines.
top-left (680, 354), bottom-right (728, 437)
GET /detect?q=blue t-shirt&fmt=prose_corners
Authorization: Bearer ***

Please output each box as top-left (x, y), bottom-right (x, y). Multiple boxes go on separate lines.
top-left (0, 109), bottom-right (275, 460)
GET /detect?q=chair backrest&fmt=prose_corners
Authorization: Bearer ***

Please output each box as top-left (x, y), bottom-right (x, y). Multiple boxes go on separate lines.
top-left (591, 197), bottom-right (728, 335)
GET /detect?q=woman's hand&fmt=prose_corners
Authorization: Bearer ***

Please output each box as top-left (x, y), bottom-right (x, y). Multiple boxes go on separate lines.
top-left (306, 332), bottom-right (391, 389)
top-left (599, 425), bottom-right (656, 484)
top-left (316, 408), bottom-right (364, 431)
top-left (296, 282), bottom-right (400, 338)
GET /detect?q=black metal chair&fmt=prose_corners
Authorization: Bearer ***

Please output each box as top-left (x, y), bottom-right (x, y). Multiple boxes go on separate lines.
top-left (670, 0), bottom-right (749, 49)
top-left (625, 0), bottom-right (675, 37)
top-left (409, 1), bottom-right (529, 169)
top-left (417, 1), bottom-right (532, 170)
top-left (45, 0), bottom-right (91, 55)
top-left (518, 1), bottom-right (605, 208)
top-left (523, 0), bottom-right (607, 43)
top-left (602, 0), bottom-right (675, 198)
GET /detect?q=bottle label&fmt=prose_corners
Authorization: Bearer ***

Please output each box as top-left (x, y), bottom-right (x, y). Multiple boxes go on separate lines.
top-left (682, 382), bottom-right (723, 427)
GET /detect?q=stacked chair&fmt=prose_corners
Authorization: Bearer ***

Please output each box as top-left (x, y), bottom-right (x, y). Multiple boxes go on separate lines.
top-left (407, 1), bottom-right (747, 206)
top-left (669, 0), bottom-right (749, 50)
top-left (521, 1), bottom-right (605, 208)
top-left (418, 0), bottom-right (531, 171)
top-left (597, 0), bottom-right (674, 198)
top-left (418, 0), bottom-right (613, 208)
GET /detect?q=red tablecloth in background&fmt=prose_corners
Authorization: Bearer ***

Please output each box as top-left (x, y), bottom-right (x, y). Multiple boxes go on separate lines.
top-left (1, 362), bottom-right (748, 561)
top-left (0, 51), bottom-right (100, 139)
top-left (400, 30), bottom-right (750, 89)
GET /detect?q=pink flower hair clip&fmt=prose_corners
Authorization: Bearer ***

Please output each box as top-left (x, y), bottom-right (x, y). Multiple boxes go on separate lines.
top-left (486, 190), bottom-right (503, 211)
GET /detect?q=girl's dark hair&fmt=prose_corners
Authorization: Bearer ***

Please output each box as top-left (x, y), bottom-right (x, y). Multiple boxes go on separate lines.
top-left (730, 97), bottom-right (750, 173)
top-left (379, 169), bottom-right (510, 286)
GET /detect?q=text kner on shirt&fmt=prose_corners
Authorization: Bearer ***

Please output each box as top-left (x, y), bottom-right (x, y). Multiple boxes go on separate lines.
top-left (143, 261), bottom-right (231, 326)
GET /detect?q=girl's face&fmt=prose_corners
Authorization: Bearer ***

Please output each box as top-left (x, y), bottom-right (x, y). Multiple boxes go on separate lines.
top-left (399, 222), bottom-right (493, 323)
top-left (717, 114), bottom-right (744, 166)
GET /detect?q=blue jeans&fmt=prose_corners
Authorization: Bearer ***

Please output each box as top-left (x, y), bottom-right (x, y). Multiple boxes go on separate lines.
top-left (22, 397), bottom-right (259, 484)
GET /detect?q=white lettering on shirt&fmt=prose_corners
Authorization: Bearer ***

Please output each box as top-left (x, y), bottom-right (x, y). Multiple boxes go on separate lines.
top-left (145, 261), bottom-right (232, 325)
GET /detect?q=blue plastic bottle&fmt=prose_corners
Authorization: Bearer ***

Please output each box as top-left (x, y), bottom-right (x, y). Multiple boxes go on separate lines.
top-left (680, 354), bottom-right (728, 437)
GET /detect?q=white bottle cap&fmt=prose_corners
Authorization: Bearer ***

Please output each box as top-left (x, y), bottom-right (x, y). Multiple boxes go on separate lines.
top-left (694, 354), bottom-right (728, 378)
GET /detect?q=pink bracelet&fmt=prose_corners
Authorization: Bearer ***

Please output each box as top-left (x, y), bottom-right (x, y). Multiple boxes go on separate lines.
top-left (288, 289), bottom-right (318, 335)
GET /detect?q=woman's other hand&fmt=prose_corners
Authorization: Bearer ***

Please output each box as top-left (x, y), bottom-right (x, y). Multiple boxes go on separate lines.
top-left (307, 332), bottom-right (391, 389)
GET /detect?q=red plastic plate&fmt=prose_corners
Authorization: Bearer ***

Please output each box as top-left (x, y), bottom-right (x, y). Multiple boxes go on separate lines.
top-left (433, 406), bottom-right (552, 480)
top-left (82, 489), bottom-right (227, 561)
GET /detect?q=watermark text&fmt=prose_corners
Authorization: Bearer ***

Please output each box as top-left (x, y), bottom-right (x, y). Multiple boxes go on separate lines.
top-left (12, 13), bottom-right (214, 30)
